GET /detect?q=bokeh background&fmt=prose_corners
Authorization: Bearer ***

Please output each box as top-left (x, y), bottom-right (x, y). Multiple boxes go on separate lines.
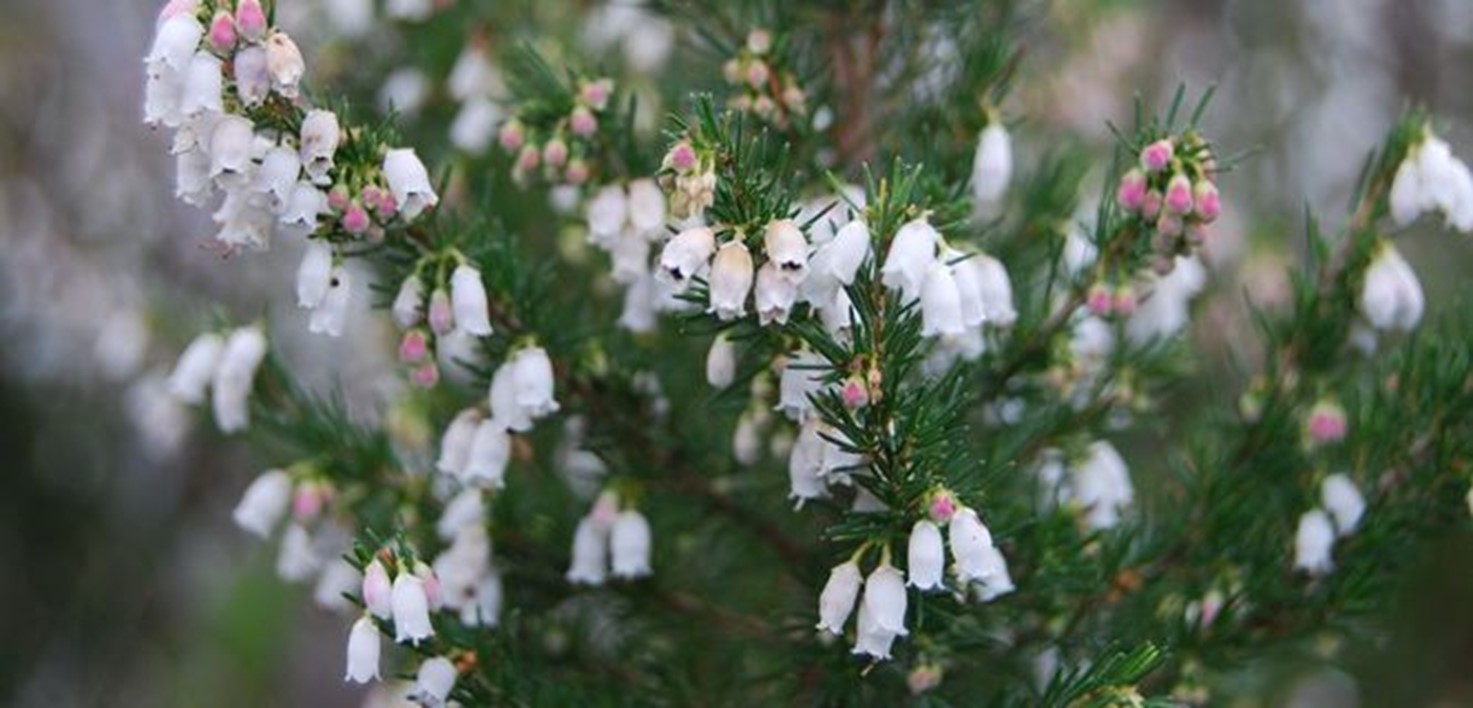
top-left (3, 1), bottom-right (1473, 705)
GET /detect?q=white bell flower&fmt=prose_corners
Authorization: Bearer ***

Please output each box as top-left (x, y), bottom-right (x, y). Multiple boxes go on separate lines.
top-left (344, 615), bottom-right (381, 683)
top-left (383, 148), bottom-right (439, 221)
top-left (881, 218), bottom-right (939, 303)
top-left (1294, 508), bottom-right (1336, 576)
top-left (816, 560), bottom-right (862, 635)
top-left (1321, 473), bottom-right (1366, 538)
top-left (450, 264), bottom-right (494, 336)
top-left (232, 469), bottom-right (293, 538)
top-left (168, 332), bottom-right (223, 404)
top-left (906, 520), bottom-right (945, 591)
top-left (708, 240), bottom-right (755, 320)
top-left (611, 509), bottom-right (653, 578)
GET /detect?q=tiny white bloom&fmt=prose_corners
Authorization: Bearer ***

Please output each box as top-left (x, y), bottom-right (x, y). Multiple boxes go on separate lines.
top-left (906, 520), bottom-right (945, 591)
top-left (308, 266), bottom-right (352, 337)
top-left (264, 31), bottom-right (305, 98)
top-left (1389, 151), bottom-right (1425, 227)
top-left (788, 419), bottom-right (829, 506)
top-left (146, 13), bottom-right (203, 72)
top-left (861, 563), bottom-right (909, 637)
top-left (276, 523), bottom-right (321, 582)
top-left (706, 333), bottom-right (737, 388)
top-left (821, 220), bottom-right (871, 286)
top-left (256, 146), bottom-right (302, 210)
top-left (450, 97), bottom-right (500, 155)
top-left (299, 109), bottom-right (341, 185)
top-left (144, 64), bottom-right (185, 128)
top-left (971, 545), bottom-right (1015, 602)
top-left (393, 274), bottom-right (426, 329)
top-left (971, 123), bottom-right (1013, 213)
top-left (437, 409), bottom-right (483, 476)
top-left (732, 411), bottom-right (763, 465)
top-left (881, 218), bottom-right (939, 303)
top-left (233, 45), bottom-right (270, 107)
top-left (168, 332), bottom-right (223, 404)
top-left (776, 349), bottom-right (825, 421)
top-left (708, 240), bottom-right (755, 321)
top-left (383, 148), bottom-right (439, 221)
top-left (566, 516), bottom-right (609, 585)
top-left (232, 469), bottom-right (293, 538)
top-left (1073, 441), bottom-right (1134, 530)
top-left (611, 509), bottom-right (653, 578)
top-left (972, 252), bottom-right (1017, 327)
top-left (410, 657), bottom-right (458, 707)
top-left (816, 560), bottom-right (862, 634)
top-left (450, 264), bottom-right (494, 336)
top-left (626, 178), bottom-right (667, 236)
top-left (314, 559), bottom-right (361, 612)
top-left (948, 507), bottom-right (995, 582)
top-left (208, 115), bottom-right (256, 184)
top-left (763, 219), bottom-right (809, 282)
top-left (295, 241), bottom-right (334, 309)
top-left (437, 489), bottom-right (486, 540)
top-left (920, 261), bottom-right (965, 337)
top-left (1360, 243), bottom-right (1424, 332)
top-left (754, 261), bottom-right (799, 325)
top-left (1294, 508), bottom-right (1336, 576)
top-left (657, 226), bottom-right (717, 289)
top-left (461, 421), bottom-right (511, 489)
top-left (851, 599), bottom-right (898, 660)
top-left (345, 615), bottom-right (381, 683)
top-left (1321, 473), bottom-right (1366, 538)
top-left (179, 52), bottom-right (223, 119)
top-left (511, 346), bottom-right (559, 420)
top-left (586, 185), bottom-right (629, 246)
top-left (211, 325), bottom-right (267, 434)
top-left (362, 559), bottom-right (393, 619)
top-left (391, 572), bottom-right (435, 644)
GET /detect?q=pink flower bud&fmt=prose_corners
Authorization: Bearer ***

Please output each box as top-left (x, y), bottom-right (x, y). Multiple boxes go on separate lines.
top-left (327, 185), bottom-right (351, 212)
top-left (1116, 168), bottom-right (1147, 212)
top-left (364, 185), bottom-right (397, 220)
top-left (1140, 138), bottom-right (1174, 173)
top-left (399, 329), bottom-right (429, 364)
top-left (235, 0), bottom-right (267, 42)
top-left (1307, 400), bottom-right (1347, 445)
top-left (591, 490), bottom-right (620, 529)
top-left (564, 159), bottom-right (590, 185)
top-left (1193, 180), bottom-right (1221, 222)
top-left (1112, 285), bottom-right (1137, 316)
top-left (410, 361), bottom-right (440, 389)
top-left (841, 375), bottom-right (869, 410)
top-left (341, 202), bottom-right (370, 234)
top-left (542, 138), bottom-right (568, 169)
top-left (569, 106), bottom-right (597, 137)
top-left (428, 288), bottom-right (454, 336)
top-left (667, 141), bottom-right (697, 173)
top-left (1142, 190), bottom-right (1163, 220)
top-left (292, 481), bottom-right (331, 523)
top-left (1156, 212), bottom-right (1183, 238)
top-left (1087, 282), bottom-right (1114, 316)
top-left (415, 561), bottom-right (443, 611)
top-left (1165, 174), bottom-right (1193, 215)
top-left (907, 664), bottom-right (943, 696)
top-left (579, 79), bottom-right (611, 111)
top-left (746, 60), bottom-right (770, 89)
top-left (362, 559), bottom-right (393, 619)
top-left (498, 120), bottom-right (525, 152)
top-left (927, 490), bottom-right (958, 524)
top-left (207, 11), bottom-right (237, 54)
top-left (516, 145), bottom-right (541, 173)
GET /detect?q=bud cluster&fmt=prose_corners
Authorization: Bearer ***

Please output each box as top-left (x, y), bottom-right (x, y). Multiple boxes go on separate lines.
top-left (658, 139), bottom-right (718, 221)
top-left (389, 256), bottom-right (494, 388)
top-left (722, 29), bottom-right (807, 129)
top-left (1113, 133), bottom-right (1222, 283)
top-left (498, 77), bottom-right (615, 187)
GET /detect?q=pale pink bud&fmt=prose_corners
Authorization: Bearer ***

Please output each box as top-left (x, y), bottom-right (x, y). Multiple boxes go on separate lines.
top-left (1193, 180), bottom-right (1221, 222)
top-left (415, 561), bottom-right (443, 611)
top-left (564, 159), bottom-right (590, 185)
top-left (1142, 190), bottom-right (1163, 220)
top-left (341, 202), bottom-right (370, 234)
top-left (667, 141), bottom-right (697, 173)
top-left (569, 106), bottom-right (597, 137)
top-left (579, 79), bottom-right (612, 110)
top-left (747, 29), bottom-right (773, 55)
top-left (207, 11), bottom-right (236, 54)
top-left (362, 559), bottom-right (392, 618)
top-left (908, 665), bottom-right (943, 695)
top-left (292, 481), bottom-right (331, 523)
top-left (1140, 139), bottom-right (1174, 173)
top-left (327, 185), bottom-right (351, 212)
top-left (542, 138), bottom-right (568, 169)
top-left (1087, 282), bottom-right (1113, 316)
top-left (1116, 168), bottom-right (1147, 212)
top-left (516, 145), bottom-right (541, 172)
top-left (1164, 174), bottom-right (1193, 215)
top-left (498, 120), bottom-right (525, 152)
top-left (411, 361), bottom-right (440, 389)
top-left (841, 375), bottom-right (869, 410)
top-left (928, 490), bottom-right (958, 524)
top-left (1112, 285), bottom-right (1137, 316)
top-left (746, 60), bottom-right (770, 89)
top-left (428, 288), bottom-right (454, 336)
top-left (1306, 400), bottom-right (1347, 445)
top-left (399, 329), bottom-right (429, 364)
top-left (235, 0), bottom-right (267, 41)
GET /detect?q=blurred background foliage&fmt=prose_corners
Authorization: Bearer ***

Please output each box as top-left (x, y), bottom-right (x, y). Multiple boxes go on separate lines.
top-left (3, 0), bottom-right (1473, 705)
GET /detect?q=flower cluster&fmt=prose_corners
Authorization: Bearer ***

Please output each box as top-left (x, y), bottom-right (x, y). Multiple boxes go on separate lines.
top-left (583, 179), bottom-right (686, 332)
top-left (1389, 130), bottom-right (1473, 233)
top-left (817, 502), bottom-right (1012, 661)
top-left (346, 552), bottom-right (442, 682)
top-left (499, 77), bottom-right (615, 187)
top-left (566, 491), bottom-right (654, 584)
top-left (881, 217), bottom-right (1017, 361)
top-left (167, 324), bottom-right (267, 433)
top-left (389, 258), bottom-right (494, 389)
top-left (721, 30), bottom-right (807, 129)
top-left (436, 345), bottom-right (559, 487)
top-left (1036, 441), bottom-right (1136, 531)
top-left (447, 43), bottom-right (507, 155)
top-left (1293, 473), bottom-right (1366, 576)
top-left (1112, 134), bottom-right (1222, 286)
top-left (658, 139), bottom-right (718, 221)
top-left (145, 0), bottom-right (437, 340)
